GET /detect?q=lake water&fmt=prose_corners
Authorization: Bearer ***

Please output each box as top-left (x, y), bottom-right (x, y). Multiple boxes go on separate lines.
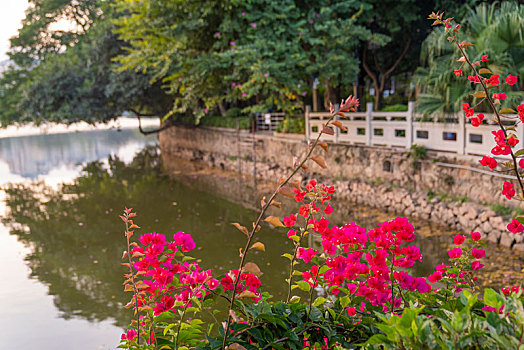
top-left (0, 128), bottom-right (522, 350)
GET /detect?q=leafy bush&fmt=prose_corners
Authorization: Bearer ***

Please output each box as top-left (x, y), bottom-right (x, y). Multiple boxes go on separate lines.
top-left (199, 115), bottom-right (251, 129)
top-left (225, 108), bottom-right (242, 119)
top-left (276, 116), bottom-right (305, 134)
top-left (381, 104), bottom-right (408, 112)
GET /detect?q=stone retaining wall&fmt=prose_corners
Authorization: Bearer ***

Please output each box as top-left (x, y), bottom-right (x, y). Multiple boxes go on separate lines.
top-left (159, 125), bottom-right (524, 252)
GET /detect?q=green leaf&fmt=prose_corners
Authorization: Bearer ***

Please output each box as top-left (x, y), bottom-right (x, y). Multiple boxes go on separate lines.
top-left (296, 280), bottom-right (311, 292)
top-left (313, 297), bottom-right (328, 307)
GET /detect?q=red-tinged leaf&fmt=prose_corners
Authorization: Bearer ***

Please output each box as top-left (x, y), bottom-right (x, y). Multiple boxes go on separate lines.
top-left (124, 301), bottom-right (135, 309)
top-left (318, 142), bottom-right (328, 152)
top-left (129, 224), bottom-right (140, 229)
top-left (136, 270), bottom-right (146, 276)
top-left (265, 216), bottom-right (284, 227)
top-left (499, 108), bottom-right (516, 114)
top-left (130, 242), bottom-right (138, 248)
top-left (471, 91), bottom-right (486, 98)
top-left (289, 180), bottom-right (300, 189)
top-left (301, 163), bottom-right (309, 171)
top-left (250, 242), bottom-right (266, 252)
top-left (474, 61), bottom-right (480, 66)
top-left (432, 19), bottom-right (440, 26)
top-left (460, 42), bottom-right (474, 48)
top-left (457, 56), bottom-right (466, 62)
top-left (254, 224), bottom-right (261, 232)
top-left (332, 120), bottom-right (348, 131)
top-left (121, 263), bottom-right (131, 268)
top-left (260, 196), bottom-right (266, 208)
top-left (278, 186), bottom-right (294, 198)
top-left (478, 68), bottom-right (492, 75)
top-left (124, 284), bottom-right (134, 292)
top-left (322, 126), bottom-right (334, 135)
top-left (120, 215), bottom-right (127, 223)
top-left (122, 251), bottom-right (128, 259)
top-left (232, 223), bottom-right (249, 236)
top-left (229, 310), bottom-right (242, 323)
top-left (138, 305), bottom-right (153, 312)
top-left (242, 262), bottom-right (263, 276)
top-left (128, 212), bottom-right (136, 218)
top-left (136, 281), bottom-right (149, 290)
top-left (271, 201), bottom-right (282, 208)
top-left (132, 251), bottom-right (145, 258)
top-left (228, 343), bottom-right (248, 350)
top-left (311, 155), bottom-right (328, 169)
top-left (126, 231), bottom-right (134, 239)
top-left (336, 111), bottom-right (346, 118)
top-left (237, 291), bottom-right (258, 299)
top-left (122, 278), bottom-right (132, 285)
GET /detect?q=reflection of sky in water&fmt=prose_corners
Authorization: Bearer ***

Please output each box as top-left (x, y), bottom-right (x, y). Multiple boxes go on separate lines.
top-left (0, 129), bottom-right (157, 350)
top-left (0, 129), bottom-right (157, 180)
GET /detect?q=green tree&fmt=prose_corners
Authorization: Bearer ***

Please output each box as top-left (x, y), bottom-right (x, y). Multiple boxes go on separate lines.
top-left (0, 0), bottom-right (172, 127)
top-left (113, 0), bottom-right (381, 120)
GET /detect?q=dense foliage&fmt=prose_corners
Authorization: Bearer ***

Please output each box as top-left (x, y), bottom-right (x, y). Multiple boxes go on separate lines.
top-left (415, 2), bottom-right (524, 116)
top-left (0, 0), bottom-right (480, 126)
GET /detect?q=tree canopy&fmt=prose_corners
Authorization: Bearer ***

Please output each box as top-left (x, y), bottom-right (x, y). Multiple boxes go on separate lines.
top-left (0, 0), bottom-right (509, 126)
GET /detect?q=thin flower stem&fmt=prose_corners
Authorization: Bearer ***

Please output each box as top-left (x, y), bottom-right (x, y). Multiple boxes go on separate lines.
top-left (306, 265), bottom-right (323, 320)
top-left (286, 212), bottom-right (312, 303)
top-left (174, 300), bottom-right (191, 349)
top-left (453, 37), bottom-right (524, 196)
top-left (221, 112), bottom-right (338, 349)
top-left (124, 214), bottom-right (141, 345)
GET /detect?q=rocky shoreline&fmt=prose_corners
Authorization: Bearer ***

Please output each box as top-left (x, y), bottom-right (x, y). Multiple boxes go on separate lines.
top-left (333, 180), bottom-right (524, 252)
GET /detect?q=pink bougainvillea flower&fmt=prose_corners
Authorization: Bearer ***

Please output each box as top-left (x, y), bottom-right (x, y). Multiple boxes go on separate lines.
top-left (448, 247), bottom-right (462, 259)
top-left (173, 231), bottom-right (196, 252)
top-left (471, 260), bottom-right (484, 270)
top-left (346, 307), bottom-right (356, 316)
top-left (454, 70), bottom-right (463, 77)
top-left (486, 74), bottom-right (500, 86)
top-left (481, 54), bottom-right (490, 62)
top-left (465, 108), bottom-right (474, 118)
top-left (470, 113), bottom-right (484, 126)
top-left (468, 75), bottom-right (480, 84)
top-left (519, 159), bottom-right (524, 168)
top-left (470, 231), bottom-right (481, 241)
top-left (507, 218), bottom-right (524, 233)
top-left (428, 271), bottom-right (442, 283)
top-left (482, 305), bottom-right (497, 312)
top-left (507, 135), bottom-right (519, 147)
top-left (324, 204), bottom-right (333, 215)
top-left (502, 181), bottom-right (515, 200)
top-left (297, 247), bottom-right (318, 263)
top-left (250, 22), bottom-right (257, 28)
top-left (472, 247), bottom-right (485, 259)
top-left (453, 234), bottom-right (465, 245)
top-left (283, 214), bottom-right (297, 227)
top-left (506, 74), bottom-right (517, 86)
top-left (121, 329), bottom-right (137, 341)
top-left (492, 92), bottom-right (507, 100)
top-left (479, 156), bottom-right (497, 170)
top-left (230, 41), bottom-right (236, 46)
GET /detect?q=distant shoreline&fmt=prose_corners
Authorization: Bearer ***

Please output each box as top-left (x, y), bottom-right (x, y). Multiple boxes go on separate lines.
top-left (0, 117), bottom-right (161, 139)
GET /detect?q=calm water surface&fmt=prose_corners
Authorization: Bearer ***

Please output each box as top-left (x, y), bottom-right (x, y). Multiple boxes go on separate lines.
top-left (0, 128), bottom-right (522, 350)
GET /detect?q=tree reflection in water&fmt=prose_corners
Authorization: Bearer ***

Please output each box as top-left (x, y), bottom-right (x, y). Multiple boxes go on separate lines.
top-left (1, 146), bottom-right (288, 327)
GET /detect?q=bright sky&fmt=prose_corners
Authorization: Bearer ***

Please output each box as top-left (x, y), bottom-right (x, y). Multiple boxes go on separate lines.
top-left (0, 1), bottom-right (30, 61)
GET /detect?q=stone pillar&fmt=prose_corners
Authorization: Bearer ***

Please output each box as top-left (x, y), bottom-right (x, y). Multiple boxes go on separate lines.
top-left (406, 101), bottom-right (414, 149)
top-left (366, 102), bottom-right (373, 146)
